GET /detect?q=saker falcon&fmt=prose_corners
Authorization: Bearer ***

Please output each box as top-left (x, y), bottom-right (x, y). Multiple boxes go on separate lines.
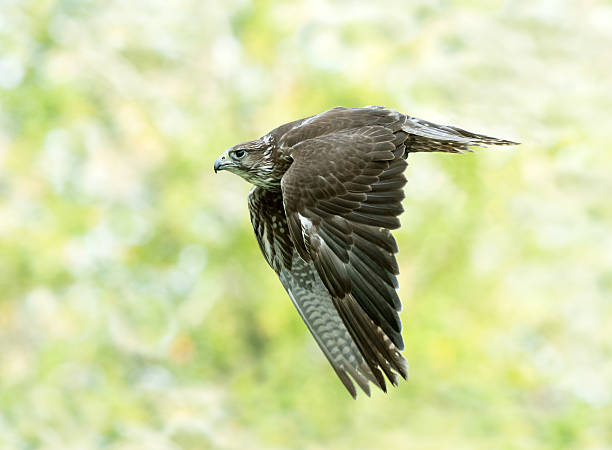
top-left (214, 106), bottom-right (517, 398)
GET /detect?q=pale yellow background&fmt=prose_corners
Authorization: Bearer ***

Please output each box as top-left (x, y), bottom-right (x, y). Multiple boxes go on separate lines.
top-left (1, 0), bottom-right (611, 448)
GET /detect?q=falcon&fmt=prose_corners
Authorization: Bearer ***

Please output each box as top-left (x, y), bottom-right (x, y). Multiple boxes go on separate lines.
top-left (214, 106), bottom-right (517, 398)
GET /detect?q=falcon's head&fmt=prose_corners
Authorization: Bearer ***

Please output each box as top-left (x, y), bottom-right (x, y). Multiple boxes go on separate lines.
top-left (214, 136), bottom-right (281, 188)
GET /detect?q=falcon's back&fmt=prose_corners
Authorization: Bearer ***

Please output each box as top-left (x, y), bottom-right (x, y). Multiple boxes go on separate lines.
top-left (271, 106), bottom-right (516, 160)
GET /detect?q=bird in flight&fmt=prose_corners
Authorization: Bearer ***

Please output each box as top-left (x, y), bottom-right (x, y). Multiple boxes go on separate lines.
top-left (214, 106), bottom-right (517, 398)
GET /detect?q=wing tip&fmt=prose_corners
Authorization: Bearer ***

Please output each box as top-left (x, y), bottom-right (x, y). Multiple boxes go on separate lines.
top-left (331, 295), bottom-right (410, 398)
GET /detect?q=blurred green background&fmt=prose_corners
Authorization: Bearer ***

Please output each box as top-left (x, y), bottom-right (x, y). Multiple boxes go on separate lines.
top-left (1, 0), bottom-right (612, 448)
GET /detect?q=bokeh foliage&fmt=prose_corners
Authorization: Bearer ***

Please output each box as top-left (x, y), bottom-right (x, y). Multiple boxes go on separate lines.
top-left (1, 0), bottom-right (612, 448)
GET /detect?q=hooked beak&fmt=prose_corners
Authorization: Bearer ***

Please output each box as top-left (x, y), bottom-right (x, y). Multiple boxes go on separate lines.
top-left (214, 150), bottom-right (232, 173)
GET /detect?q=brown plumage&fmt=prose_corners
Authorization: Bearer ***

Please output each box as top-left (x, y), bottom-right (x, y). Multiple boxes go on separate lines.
top-left (214, 106), bottom-right (517, 398)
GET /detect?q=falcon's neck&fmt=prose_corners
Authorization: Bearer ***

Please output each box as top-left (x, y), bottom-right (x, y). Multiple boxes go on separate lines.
top-left (247, 144), bottom-right (292, 191)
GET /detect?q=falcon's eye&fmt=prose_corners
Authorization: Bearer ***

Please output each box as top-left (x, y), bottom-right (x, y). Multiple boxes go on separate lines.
top-left (233, 149), bottom-right (246, 159)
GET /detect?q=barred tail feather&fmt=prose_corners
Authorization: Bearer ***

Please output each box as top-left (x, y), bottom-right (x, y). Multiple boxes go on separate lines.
top-left (402, 115), bottom-right (519, 155)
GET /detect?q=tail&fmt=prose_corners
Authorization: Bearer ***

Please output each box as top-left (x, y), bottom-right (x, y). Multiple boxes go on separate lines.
top-left (401, 115), bottom-right (519, 155)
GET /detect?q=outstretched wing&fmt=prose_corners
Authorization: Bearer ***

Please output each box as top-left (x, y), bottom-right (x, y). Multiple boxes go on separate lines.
top-left (248, 187), bottom-right (384, 397)
top-left (281, 125), bottom-right (410, 390)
